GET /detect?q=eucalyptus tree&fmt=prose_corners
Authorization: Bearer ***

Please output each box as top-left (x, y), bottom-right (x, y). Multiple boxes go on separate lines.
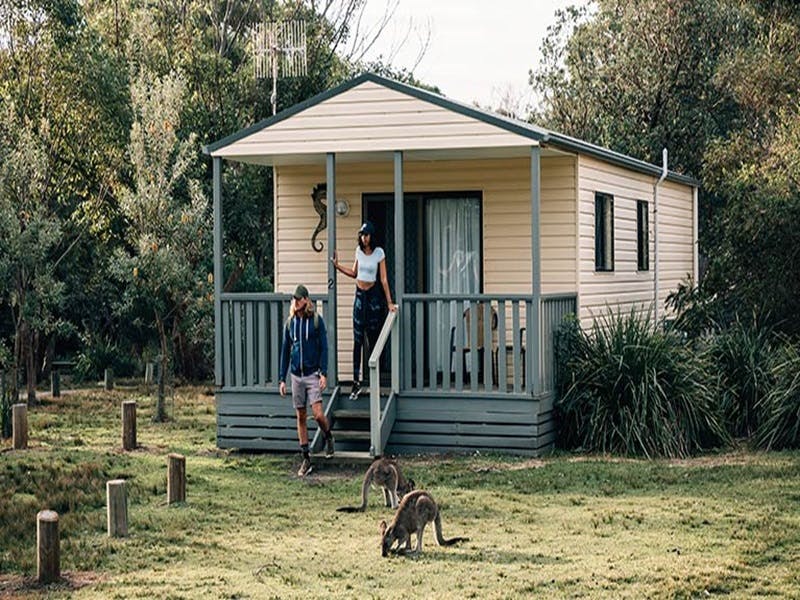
top-left (115, 67), bottom-right (210, 421)
top-left (0, 110), bottom-right (65, 403)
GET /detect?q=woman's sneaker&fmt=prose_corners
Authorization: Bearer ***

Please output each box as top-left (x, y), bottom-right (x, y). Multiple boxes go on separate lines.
top-left (297, 457), bottom-right (313, 477)
top-left (349, 381), bottom-right (362, 400)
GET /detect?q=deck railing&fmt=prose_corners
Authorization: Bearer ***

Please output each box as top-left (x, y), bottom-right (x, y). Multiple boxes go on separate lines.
top-left (400, 293), bottom-right (576, 396)
top-left (367, 309), bottom-right (399, 456)
top-left (217, 291), bottom-right (575, 395)
top-left (218, 293), bottom-right (328, 389)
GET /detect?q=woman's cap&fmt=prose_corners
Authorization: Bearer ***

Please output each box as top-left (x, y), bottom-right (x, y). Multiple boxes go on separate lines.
top-left (293, 284), bottom-right (309, 300)
top-left (358, 221), bottom-right (375, 236)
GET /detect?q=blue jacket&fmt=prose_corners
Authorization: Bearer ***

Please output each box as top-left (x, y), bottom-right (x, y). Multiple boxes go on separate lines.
top-left (279, 313), bottom-right (328, 382)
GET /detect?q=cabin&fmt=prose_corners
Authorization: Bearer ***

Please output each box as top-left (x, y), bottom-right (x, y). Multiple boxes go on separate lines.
top-left (203, 73), bottom-right (699, 458)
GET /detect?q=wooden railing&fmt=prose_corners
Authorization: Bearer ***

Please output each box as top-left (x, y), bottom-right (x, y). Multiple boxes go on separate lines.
top-left (218, 293), bottom-right (328, 389)
top-left (367, 309), bottom-right (399, 456)
top-left (400, 293), bottom-right (577, 396)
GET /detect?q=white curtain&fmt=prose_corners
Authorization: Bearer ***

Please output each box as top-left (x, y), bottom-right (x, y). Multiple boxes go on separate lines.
top-left (425, 198), bottom-right (481, 372)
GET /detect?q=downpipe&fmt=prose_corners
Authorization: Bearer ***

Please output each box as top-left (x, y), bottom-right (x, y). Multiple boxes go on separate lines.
top-left (654, 148), bottom-right (668, 324)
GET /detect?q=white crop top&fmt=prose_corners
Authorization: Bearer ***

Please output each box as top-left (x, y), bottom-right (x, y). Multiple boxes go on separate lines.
top-left (355, 246), bottom-right (385, 283)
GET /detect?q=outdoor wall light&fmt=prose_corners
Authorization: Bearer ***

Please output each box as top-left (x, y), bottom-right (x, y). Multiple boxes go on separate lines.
top-left (335, 199), bottom-right (350, 217)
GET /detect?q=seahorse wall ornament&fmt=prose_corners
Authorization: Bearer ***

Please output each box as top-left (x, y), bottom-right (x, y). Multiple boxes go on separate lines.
top-left (311, 183), bottom-right (327, 252)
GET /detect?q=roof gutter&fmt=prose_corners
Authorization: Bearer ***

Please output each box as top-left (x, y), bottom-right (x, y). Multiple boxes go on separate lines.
top-left (654, 148), bottom-right (668, 323)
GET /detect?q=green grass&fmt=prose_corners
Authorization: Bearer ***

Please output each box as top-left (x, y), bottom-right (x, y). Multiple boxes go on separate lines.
top-left (1, 387), bottom-right (800, 599)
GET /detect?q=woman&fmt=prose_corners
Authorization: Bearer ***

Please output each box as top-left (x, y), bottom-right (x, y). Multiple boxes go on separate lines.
top-left (331, 221), bottom-right (397, 399)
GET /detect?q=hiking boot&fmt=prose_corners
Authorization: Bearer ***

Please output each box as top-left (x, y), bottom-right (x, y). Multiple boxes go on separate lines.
top-left (297, 457), bottom-right (313, 477)
top-left (349, 381), bottom-right (362, 400)
top-left (325, 435), bottom-right (335, 458)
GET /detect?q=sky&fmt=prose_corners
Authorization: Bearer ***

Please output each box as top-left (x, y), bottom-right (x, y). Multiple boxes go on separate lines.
top-left (355, 0), bottom-right (587, 114)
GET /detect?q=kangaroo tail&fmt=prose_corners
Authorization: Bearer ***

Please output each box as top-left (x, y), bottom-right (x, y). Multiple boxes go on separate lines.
top-left (433, 512), bottom-right (469, 546)
top-left (336, 505), bottom-right (365, 513)
top-left (337, 463), bottom-right (375, 513)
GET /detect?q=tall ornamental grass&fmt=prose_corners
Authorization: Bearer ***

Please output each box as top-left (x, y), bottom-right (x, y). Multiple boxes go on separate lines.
top-left (555, 309), bottom-right (728, 458)
top-left (709, 315), bottom-right (774, 438)
top-left (755, 342), bottom-right (800, 450)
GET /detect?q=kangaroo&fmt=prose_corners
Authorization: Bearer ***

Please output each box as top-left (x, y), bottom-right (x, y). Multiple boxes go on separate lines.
top-left (379, 490), bottom-right (469, 557)
top-left (337, 457), bottom-right (415, 512)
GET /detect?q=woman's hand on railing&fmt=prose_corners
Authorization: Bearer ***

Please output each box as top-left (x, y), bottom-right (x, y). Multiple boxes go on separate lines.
top-left (388, 302), bottom-right (398, 312)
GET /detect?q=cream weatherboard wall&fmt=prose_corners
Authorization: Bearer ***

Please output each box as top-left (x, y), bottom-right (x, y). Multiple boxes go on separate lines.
top-left (577, 155), bottom-right (695, 323)
top-left (218, 80), bottom-right (534, 161)
top-left (275, 155), bottom-right (577, 380)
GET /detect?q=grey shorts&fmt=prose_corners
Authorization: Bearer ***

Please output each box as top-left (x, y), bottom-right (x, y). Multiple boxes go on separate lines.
top-left (290, 373), bottom-right (323, 410)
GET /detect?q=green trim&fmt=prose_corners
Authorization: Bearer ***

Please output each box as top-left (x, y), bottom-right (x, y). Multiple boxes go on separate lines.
top-left (204, 72), bottom-right (700, 187)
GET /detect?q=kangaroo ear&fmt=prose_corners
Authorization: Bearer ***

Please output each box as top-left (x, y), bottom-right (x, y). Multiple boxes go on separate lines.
top-left (408, 478), bottom-right (416, 490)
top-left (379, 520), bottom-right (387, 535)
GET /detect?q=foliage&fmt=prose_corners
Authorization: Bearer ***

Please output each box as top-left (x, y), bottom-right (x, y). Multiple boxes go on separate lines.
top-left (707, 315), bottom-right (775, 438)
top-left (554, 309), bottom-right (728, 458)
top-left (755, 341), bottom-right (800, 450)
top-left (73, 333), bottom-right (138, 382)
top-left (115, 67), bottom-right (210, 419)
top-left (530, 0), bottom-right (742, 177)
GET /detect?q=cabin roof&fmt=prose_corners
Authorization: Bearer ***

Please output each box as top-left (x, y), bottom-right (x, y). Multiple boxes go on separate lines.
top-left (204, 72), bottom-right (698, 187)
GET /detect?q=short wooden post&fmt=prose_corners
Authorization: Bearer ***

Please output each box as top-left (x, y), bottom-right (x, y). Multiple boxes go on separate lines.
top-left (106, 480), bottom-right (128, 537)
top-left (121, 401), bottom-right (137, 451)
top-left (144, 362), bottom-right (154, 385)
top-left (37, 510), bottom-right (60, 584)
top-left (12, 403), bottom-right (27, 450)
top-left (167, 453), bottom-right (186, 504)
top-left (104, 368), bottom-right (114, 391)
top-left (51, 370), bottom-right (60, 398)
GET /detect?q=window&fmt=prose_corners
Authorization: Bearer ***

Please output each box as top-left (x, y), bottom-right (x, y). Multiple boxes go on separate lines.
top-left (637, 200), bottom-right (649, 271)
top-left (594, 192), bottom-right (614, 271)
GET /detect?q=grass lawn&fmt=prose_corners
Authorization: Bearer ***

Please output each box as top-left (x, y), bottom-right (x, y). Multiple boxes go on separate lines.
top-left (1, 386), bottom-right (799, 599)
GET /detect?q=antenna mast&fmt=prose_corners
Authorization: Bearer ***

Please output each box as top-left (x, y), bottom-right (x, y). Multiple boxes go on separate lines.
top-left (252, 20), bottom-right (308, 115)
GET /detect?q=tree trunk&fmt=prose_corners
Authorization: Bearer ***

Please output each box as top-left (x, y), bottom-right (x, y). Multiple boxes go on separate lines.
top-left (153, 311), bottom-right (168, 422)
top-left (25, 324), bottom-right (36, 404)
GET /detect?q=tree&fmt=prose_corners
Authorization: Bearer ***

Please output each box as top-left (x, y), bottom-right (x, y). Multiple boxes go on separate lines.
top-left (0, 108), bottom-right (65, 403)
top-left (530, 0), bottom-right (742, 177)
top-left (116, 68), bottom-right (210, 421)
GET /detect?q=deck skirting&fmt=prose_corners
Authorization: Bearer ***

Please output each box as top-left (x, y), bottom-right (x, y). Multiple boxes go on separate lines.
top-left (216, 388), bottom-right (555, 456)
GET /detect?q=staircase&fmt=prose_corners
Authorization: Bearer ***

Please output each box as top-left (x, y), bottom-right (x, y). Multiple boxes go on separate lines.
top-left (311, 383), bottom-right (373, 463)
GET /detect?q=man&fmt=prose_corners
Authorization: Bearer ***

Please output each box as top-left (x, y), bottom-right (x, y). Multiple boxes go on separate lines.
top-left (279, 284), bottom-right (335, 477)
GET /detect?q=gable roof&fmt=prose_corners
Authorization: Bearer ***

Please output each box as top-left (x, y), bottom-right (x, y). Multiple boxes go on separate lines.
top-left (203, 72), bottom-right (698, 187)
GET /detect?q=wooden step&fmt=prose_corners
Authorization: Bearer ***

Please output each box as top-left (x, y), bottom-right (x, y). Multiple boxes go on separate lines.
top-left (333, 409), bottom-right (370, 420)
top-left (332, 429), bottom-right (370, 441)
top-left (310, 450), bottom-right (373, 464)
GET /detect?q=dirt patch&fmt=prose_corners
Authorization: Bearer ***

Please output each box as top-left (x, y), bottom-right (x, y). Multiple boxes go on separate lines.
top-left (470, 458), bottom-right (547, 473)
top-left (0, 571), bottom-right (104, 598)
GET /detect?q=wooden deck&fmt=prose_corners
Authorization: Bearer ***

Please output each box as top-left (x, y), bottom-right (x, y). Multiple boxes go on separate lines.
top-left (215, 292), bottom-right (575, 456)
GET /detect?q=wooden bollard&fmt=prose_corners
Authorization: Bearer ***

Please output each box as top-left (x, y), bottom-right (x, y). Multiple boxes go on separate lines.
top-left (12, 403), bottom-right (27, 450)
top-left (106, 480), bottom-right (128, 537)
top-left (167, 453), bottom-right (186, 504)
top-left (37, 510), bottom-right (60, 584)
top-left (104, 368), bottom-right (114, 391)
top-left (51, 370), bottom-right (60, 398)
top-left (121, 401), bottom-right (137, 451)
top-left (144, 362), bottom-right (154, 385)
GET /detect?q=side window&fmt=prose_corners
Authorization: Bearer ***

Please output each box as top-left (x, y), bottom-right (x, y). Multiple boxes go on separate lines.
top-left (637, 200), bottom-right (649, 271)
top-left (594, 192), bottom-right (614, 272)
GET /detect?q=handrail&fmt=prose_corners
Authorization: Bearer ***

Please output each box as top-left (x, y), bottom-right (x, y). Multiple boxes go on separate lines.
top-left (368, 309), bottom-right (399, 456)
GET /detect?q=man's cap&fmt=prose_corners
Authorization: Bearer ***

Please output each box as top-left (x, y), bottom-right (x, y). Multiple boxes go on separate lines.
top-left (358, 221), bottom-right (375, 236)
top-left (293, 284), bottom-right (309, 299)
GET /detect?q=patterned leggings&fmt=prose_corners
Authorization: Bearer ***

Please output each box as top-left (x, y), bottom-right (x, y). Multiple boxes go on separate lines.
top-left (352, 285), bottom-right (385, 382)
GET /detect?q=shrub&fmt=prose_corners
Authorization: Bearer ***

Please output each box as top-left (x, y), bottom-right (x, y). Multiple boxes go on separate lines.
top-left (554, 308), bottom-right (728, 458)
top-left (754, 342), bottom-right (800, 450)
top-left (709, 314), bottom-right (774, 438)
top-left (73, 334), bottom-right (138, 382)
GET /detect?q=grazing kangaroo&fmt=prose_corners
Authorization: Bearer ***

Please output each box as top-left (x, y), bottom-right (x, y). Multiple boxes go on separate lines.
top-left (337, 457), bottom-right (415, 512)
top-left (379, 490), bottom-right (469, 557)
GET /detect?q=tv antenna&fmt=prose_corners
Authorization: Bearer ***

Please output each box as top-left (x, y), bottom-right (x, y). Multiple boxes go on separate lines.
top-left (252, 20), bottom-right (308, 115)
